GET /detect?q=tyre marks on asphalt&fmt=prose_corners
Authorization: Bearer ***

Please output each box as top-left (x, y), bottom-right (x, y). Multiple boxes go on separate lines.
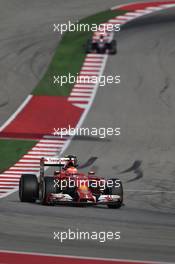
top-left (78, 157), bottom-right (98, 169)
top-left (120, 160), bottom-right (143, 182)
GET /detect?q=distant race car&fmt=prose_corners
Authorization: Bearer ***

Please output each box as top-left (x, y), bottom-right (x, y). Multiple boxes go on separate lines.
top-left (85, 31), bottom-right (117, 54)
top-left (19, 155), bottom-right (123, 208)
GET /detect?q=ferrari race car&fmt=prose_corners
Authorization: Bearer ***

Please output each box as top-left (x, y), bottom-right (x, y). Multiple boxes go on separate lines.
top-left (19, 155), bottom-right (123, 208)
top-left (86, 31), bottom-right (117, 54)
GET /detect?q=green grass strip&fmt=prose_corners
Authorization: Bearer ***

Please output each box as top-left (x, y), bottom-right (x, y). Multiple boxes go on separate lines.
top-left (0, 139), bottom-right (36, 173)
top-left (0, 9), bottom-right (129, 173)
top-left (33, 9), bottom-right (127, 96)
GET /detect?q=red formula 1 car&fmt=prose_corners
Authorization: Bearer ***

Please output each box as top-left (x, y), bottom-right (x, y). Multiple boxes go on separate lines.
top-left (19, 155), bottom-right (123, 209)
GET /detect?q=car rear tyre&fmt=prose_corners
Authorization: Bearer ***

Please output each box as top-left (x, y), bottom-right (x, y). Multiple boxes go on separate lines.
top-left (19, 174), bottom-right (38, 203)
top-left (85, 39), bottom-right (93, 53)
top-left (110, 40), bottom-right (117, 54)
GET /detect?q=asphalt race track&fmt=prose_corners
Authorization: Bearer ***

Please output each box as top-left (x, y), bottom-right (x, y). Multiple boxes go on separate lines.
top-left (0, 1), bottom-right (175, 263)
top-left (0, 0), bottom-right (166, 126)
top-left (0, 0), bottom-right (140, 127)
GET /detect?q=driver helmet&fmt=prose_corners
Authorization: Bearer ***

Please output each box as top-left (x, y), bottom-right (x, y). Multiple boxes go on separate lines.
top-left (66, 167), bottom-right (78, 176)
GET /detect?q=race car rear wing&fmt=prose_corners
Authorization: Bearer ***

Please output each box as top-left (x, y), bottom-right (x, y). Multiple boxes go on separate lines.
top-left (40, 156), bottom-right (76, 166)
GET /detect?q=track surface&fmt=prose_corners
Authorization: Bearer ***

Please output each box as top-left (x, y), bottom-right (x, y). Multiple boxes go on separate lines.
top-left (0, 2), bottom-right (175, 263)
top-left (0, 0), bottom-right (142, 127)
top-left (0, 0), bottom-right (168, 126)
